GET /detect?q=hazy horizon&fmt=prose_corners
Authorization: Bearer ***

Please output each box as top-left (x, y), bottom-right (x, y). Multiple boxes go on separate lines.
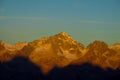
top-left (0, 0), bottom-right (120, 45)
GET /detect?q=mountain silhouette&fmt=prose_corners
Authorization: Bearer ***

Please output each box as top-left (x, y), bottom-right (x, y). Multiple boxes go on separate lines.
top-left (47, 63), bottom-right (120, 80)
top-left (0, 56), bottom-right (120, 80)
top-left (0, 56), bottom-right (44, 80)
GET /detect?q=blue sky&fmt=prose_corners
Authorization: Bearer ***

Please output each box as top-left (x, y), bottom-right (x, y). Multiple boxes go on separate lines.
top-left (0, 0), bottom-right (120, 45)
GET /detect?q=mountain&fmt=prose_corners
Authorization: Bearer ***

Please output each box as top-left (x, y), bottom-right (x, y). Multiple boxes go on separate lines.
top-left (72, 41), bottom-right (119, 68)
top-left (0, 32), bottom-right (120, 74)
top-left (109, 43), bottom-right (120, 53)
top-left (0, 41), bottom-right (27, 61)
top-left (19, 32), bottom-right (84, 73)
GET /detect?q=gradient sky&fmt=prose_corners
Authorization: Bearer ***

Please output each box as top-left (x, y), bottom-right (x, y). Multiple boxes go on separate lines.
top-left (0, 0), bottom-right (120, 45)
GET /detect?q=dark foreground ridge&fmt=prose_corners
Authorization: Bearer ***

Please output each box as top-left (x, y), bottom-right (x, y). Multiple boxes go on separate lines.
top-left (0, 56), bottom-right (120, 80)
top-left (0, 56), bottom-right (44, 80)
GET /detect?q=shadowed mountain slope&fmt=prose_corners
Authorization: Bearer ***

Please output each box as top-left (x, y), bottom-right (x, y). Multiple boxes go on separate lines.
top-left (0, 56), bottom-right (120, 80)
top-left (0, 56), bottom-right (44, 80)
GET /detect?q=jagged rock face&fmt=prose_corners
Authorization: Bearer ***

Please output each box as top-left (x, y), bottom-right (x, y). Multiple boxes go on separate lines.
top-left (15, 42), bottom-right (28, 50)
top-left (12, 32), bottom-right (84, 74)
top-left (0, 32), bottom-right (120, 74)
top-left (47, 32), bottom-right (83, 58)
top-left (0, 41), bottom-right (15, 61)
top-left (0, 41), bottom-right (5, 51)
top-left (72, 40), bottom-right (119, 69)
top-left (87, 41), bottom-right (108, 54)
top-left (109, 43), bottom-right (120, 53)
top-left (82, 41), bottom-right (109, 64)
top-left (0, 41), bottom-right (27, 61)
top-left (108, 43), bottom-right (120, 68)
top-left (28, 32), bottom-right (84, 74)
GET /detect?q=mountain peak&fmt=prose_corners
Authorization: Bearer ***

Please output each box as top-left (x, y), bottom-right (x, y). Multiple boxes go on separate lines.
top-left (57, 31), bottom-right (72, 39)
top-left (87, 40), bottom-right (108, 53)
top-left (54, 31), bottom-right (75, 42)
top-left (87, 40), bottom-right (108, 48)
top-left (59, 31), bottom-right (69, 36)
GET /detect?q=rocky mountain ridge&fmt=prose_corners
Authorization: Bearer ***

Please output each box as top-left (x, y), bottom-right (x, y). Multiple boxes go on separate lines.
top-left (0, 32), bottom-right (120, 73)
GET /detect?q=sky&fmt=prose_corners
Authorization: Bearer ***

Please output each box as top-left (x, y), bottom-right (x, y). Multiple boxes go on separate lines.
top-left (0, 0), bottom-right (120, 45)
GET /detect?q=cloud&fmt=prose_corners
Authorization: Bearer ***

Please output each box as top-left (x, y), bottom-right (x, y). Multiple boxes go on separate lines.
top-left (80, 20), bottom-right (120, 25)
top-left (0, 16), bottom-right (120, 25)
top-left (0, 16), bottom-right (49, 21)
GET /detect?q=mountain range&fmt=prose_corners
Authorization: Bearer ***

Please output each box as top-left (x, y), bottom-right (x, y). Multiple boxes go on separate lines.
top-left (0, 31), bottom-right (120, 74)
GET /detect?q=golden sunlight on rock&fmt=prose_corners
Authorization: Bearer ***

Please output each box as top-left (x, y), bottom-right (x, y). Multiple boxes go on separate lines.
top-left (0, 32), bottom-right (120, 74)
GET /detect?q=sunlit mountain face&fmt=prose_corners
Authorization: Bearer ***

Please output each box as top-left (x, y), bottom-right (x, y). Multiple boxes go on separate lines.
top-left (0, 32), bottom-right (120, 80)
